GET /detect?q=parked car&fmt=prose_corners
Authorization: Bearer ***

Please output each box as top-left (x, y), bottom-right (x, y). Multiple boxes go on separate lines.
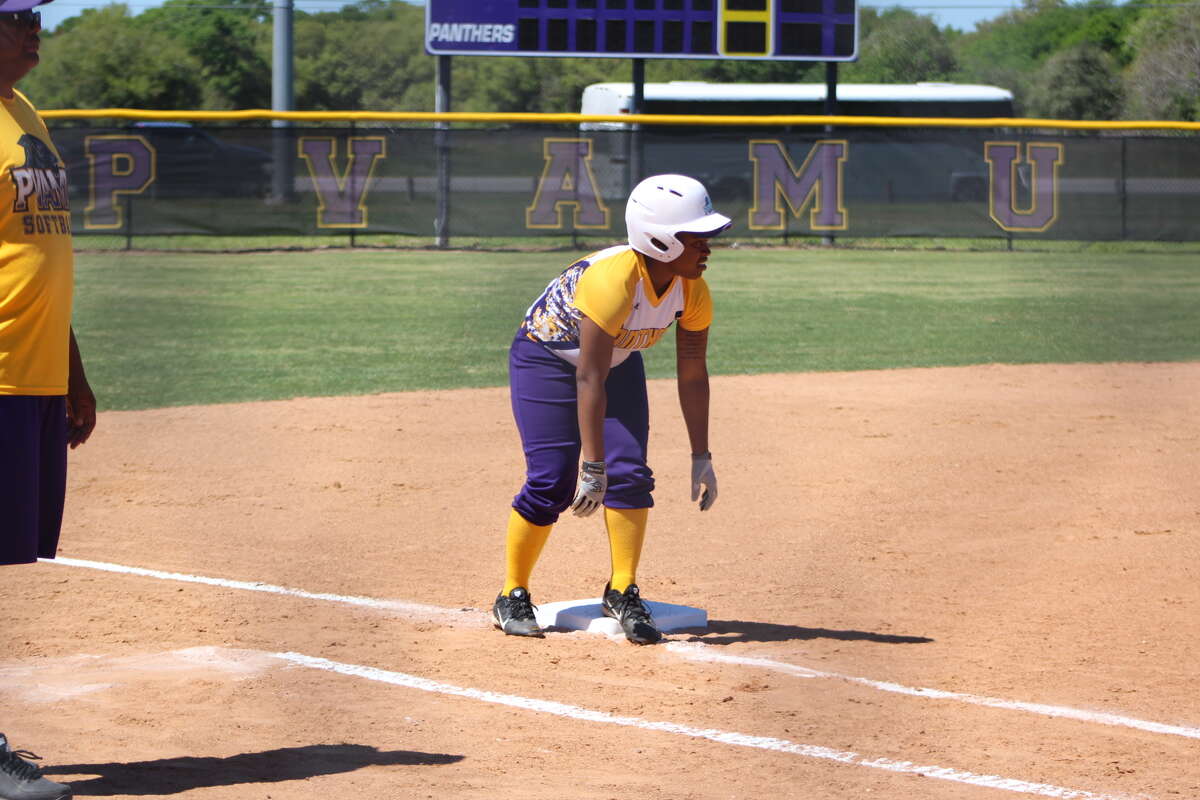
top-left (130, 121), bottom-right (273, 198)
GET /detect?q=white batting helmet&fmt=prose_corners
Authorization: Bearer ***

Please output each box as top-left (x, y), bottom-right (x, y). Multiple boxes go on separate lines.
top-left (625, 174), bottom-right (732, 262)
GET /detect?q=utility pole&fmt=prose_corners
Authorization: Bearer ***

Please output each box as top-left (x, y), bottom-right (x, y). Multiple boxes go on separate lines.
top-left (271, 0), bottom-right (294, 202)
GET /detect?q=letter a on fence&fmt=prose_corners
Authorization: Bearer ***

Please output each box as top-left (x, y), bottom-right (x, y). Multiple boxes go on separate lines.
top-left (526, 138), bottom-right (610, 230)
top-left (749, 140), bottom-right (847, 231)
top-left (985, 142), bottom-right (1063, 233)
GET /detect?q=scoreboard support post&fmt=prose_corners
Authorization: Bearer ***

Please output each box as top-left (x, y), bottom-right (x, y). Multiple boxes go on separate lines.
top-left (435, 54), bottom-right (453, 249)
top-left (630, 58), bottom-right (646, 203)
top-left (823, 59), bottom-right (838, 246)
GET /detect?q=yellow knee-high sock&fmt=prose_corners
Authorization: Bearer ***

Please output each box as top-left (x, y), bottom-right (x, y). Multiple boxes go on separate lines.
top-left (605, 506), bottom-right (648, 593)
top-left (503, 509), bottom-right (553, 594)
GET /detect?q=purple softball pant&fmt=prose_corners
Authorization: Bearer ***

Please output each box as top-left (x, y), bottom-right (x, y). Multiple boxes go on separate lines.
top-left (509, 336), bottom-right (654, 526)
top-left (0, 395), bottom-right (68, 565)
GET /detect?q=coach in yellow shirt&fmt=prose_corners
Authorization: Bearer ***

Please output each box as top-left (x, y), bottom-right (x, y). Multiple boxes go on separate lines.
top-left (0, 0), bottom-right (94, 798)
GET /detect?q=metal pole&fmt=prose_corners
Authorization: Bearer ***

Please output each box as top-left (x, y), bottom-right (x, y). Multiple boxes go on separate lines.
top-left (271, 0), bottom-right (294, 203)
top-left (630, 58), bottom-right (645, 193)
top-left (1119, 136), bottom-right (1128, 241)
top-left (822, 61), bottom-right (837, 247)
top-left (435, 55), bottom-right (452, 249)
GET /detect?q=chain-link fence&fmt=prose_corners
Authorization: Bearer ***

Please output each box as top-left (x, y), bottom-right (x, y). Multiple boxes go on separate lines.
top-left (43, 115), bottom-right (1200, 245)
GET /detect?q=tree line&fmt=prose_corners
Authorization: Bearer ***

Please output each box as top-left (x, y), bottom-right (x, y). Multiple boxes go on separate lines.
top-left (20, 0), bottom-right (1200, 120)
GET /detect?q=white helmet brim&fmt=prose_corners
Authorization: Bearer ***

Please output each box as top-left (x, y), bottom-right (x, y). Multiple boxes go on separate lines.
top-left (679, 212), bottom-right (733, 238)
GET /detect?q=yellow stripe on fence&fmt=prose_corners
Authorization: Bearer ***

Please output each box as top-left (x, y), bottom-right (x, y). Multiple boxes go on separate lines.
top-left (38, 108), bottom-right (1200, 131)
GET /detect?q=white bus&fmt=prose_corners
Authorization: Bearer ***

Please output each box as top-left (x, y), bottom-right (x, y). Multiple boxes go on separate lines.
top-left (578, 81), bottom-right (1015, 201)
top-left (580, 81), bottom-right (1016, 125)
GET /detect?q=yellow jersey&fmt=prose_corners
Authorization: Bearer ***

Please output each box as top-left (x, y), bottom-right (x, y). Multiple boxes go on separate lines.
top-left (0, 89), bottom-right (74, 395)
top-left (521, 245), bottom-right (712, 367)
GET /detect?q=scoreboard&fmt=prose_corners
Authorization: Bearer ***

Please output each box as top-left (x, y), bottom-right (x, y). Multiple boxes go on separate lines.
top-left (426, 0), bottom-right (858, 61)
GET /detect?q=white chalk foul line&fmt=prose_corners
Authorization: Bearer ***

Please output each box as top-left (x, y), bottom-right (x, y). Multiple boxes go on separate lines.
top-left (274, 651), bottom-right (1140, 800)
top-left (44, 557), bottom-right (476, 625)
top-left (667, 642), bottom-right (1200, 742)
top-left (45, 557), bottom-right (1197, 745)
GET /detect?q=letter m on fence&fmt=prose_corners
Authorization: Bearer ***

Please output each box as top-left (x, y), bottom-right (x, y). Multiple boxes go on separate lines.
top-left (749, 139), bottom-right (847, 231)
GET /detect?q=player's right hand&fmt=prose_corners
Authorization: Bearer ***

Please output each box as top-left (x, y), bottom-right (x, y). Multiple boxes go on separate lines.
top-left (570, 460), bottom-right (607, 517)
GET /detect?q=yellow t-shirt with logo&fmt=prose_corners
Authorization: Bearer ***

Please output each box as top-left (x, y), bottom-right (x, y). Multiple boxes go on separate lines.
top-left (521, 245), bottom-right (712, 367)
top-left (0, 89), bottom-right (74, 395)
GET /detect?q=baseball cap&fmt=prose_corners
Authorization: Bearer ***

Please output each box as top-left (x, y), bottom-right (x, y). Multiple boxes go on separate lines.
top-left (0, 0), bottom-right (52, 12)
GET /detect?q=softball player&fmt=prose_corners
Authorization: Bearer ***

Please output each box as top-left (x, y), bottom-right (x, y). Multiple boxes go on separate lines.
top-left (494, 174), bottom-right (730, 645)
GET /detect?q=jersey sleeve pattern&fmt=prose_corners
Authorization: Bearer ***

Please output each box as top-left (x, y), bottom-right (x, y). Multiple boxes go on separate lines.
top-left (521, 245), bottom-right (637, 350)
top-left (522, 256), bottom-right (591, 349)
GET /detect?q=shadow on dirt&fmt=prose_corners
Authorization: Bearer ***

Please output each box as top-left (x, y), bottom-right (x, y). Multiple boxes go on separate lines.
top-left (48, 743), bottom-right (464, 796)
top-left (689, 620), bottom-right (933, 645)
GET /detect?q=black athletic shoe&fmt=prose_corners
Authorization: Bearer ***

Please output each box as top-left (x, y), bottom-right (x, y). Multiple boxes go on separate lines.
top-left (601, 583), bottom-right (662, 645)
top-left (0, 734), bottom-right (72, 800)
top-left (492, 586), bottom-right (544, 638)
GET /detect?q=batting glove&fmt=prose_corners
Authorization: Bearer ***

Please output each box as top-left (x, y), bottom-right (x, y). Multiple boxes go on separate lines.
top-left (691, 452), bottom-right (717, 511)
top-left (570, 460), bottom-right (607, 517)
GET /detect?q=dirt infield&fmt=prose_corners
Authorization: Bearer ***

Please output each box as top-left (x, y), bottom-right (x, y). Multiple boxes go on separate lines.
top-left (3, 362), bottom-right (1198, 799)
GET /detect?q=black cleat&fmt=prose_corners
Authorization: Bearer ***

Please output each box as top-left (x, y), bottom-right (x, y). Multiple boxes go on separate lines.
top-left (492, 586), bottom-right (544, 638)
top-left (0, 734), bottom-right (72, 800)
top-left (601, 583), bottom-right (662, 645)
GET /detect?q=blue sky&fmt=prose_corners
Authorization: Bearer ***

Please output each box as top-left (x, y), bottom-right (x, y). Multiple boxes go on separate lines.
top-left (38, 0), bottom-right (1026, 34)
top-left (865, 1), bottom-right (1023, 31)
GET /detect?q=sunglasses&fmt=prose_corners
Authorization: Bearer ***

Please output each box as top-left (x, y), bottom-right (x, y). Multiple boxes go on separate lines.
top-left (0, 9), bottom-right (39, 24)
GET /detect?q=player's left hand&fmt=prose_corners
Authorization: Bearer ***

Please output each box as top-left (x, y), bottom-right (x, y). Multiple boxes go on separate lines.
top-left (691, 452), bottom-right (717, 511)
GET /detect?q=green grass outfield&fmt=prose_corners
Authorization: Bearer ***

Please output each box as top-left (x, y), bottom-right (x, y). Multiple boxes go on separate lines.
top-left (72, 246), bottom-right (1200, 412)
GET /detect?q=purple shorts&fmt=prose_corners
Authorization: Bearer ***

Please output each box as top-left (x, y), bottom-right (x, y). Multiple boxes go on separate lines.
top-left (509, 336), bottom-right (654, 526)
top-left (0, 395), bottom-right (68, 565)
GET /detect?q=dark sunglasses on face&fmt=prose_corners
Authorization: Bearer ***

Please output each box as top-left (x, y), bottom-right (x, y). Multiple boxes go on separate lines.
top-left (0, 9), bottom-right (40, 25)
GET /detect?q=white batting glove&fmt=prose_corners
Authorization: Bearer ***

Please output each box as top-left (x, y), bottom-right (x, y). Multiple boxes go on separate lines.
top-left (691, 452), bottom-right (717, 511)
top-left (570, 460), bottom-right (607, 517)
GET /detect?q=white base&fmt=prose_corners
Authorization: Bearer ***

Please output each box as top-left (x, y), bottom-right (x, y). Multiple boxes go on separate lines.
top-left (535, 597), bottom-right (707, 636)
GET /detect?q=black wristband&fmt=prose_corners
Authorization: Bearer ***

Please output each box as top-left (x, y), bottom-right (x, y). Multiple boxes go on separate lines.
top-left (581, 460), bottom-right (606, 475)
